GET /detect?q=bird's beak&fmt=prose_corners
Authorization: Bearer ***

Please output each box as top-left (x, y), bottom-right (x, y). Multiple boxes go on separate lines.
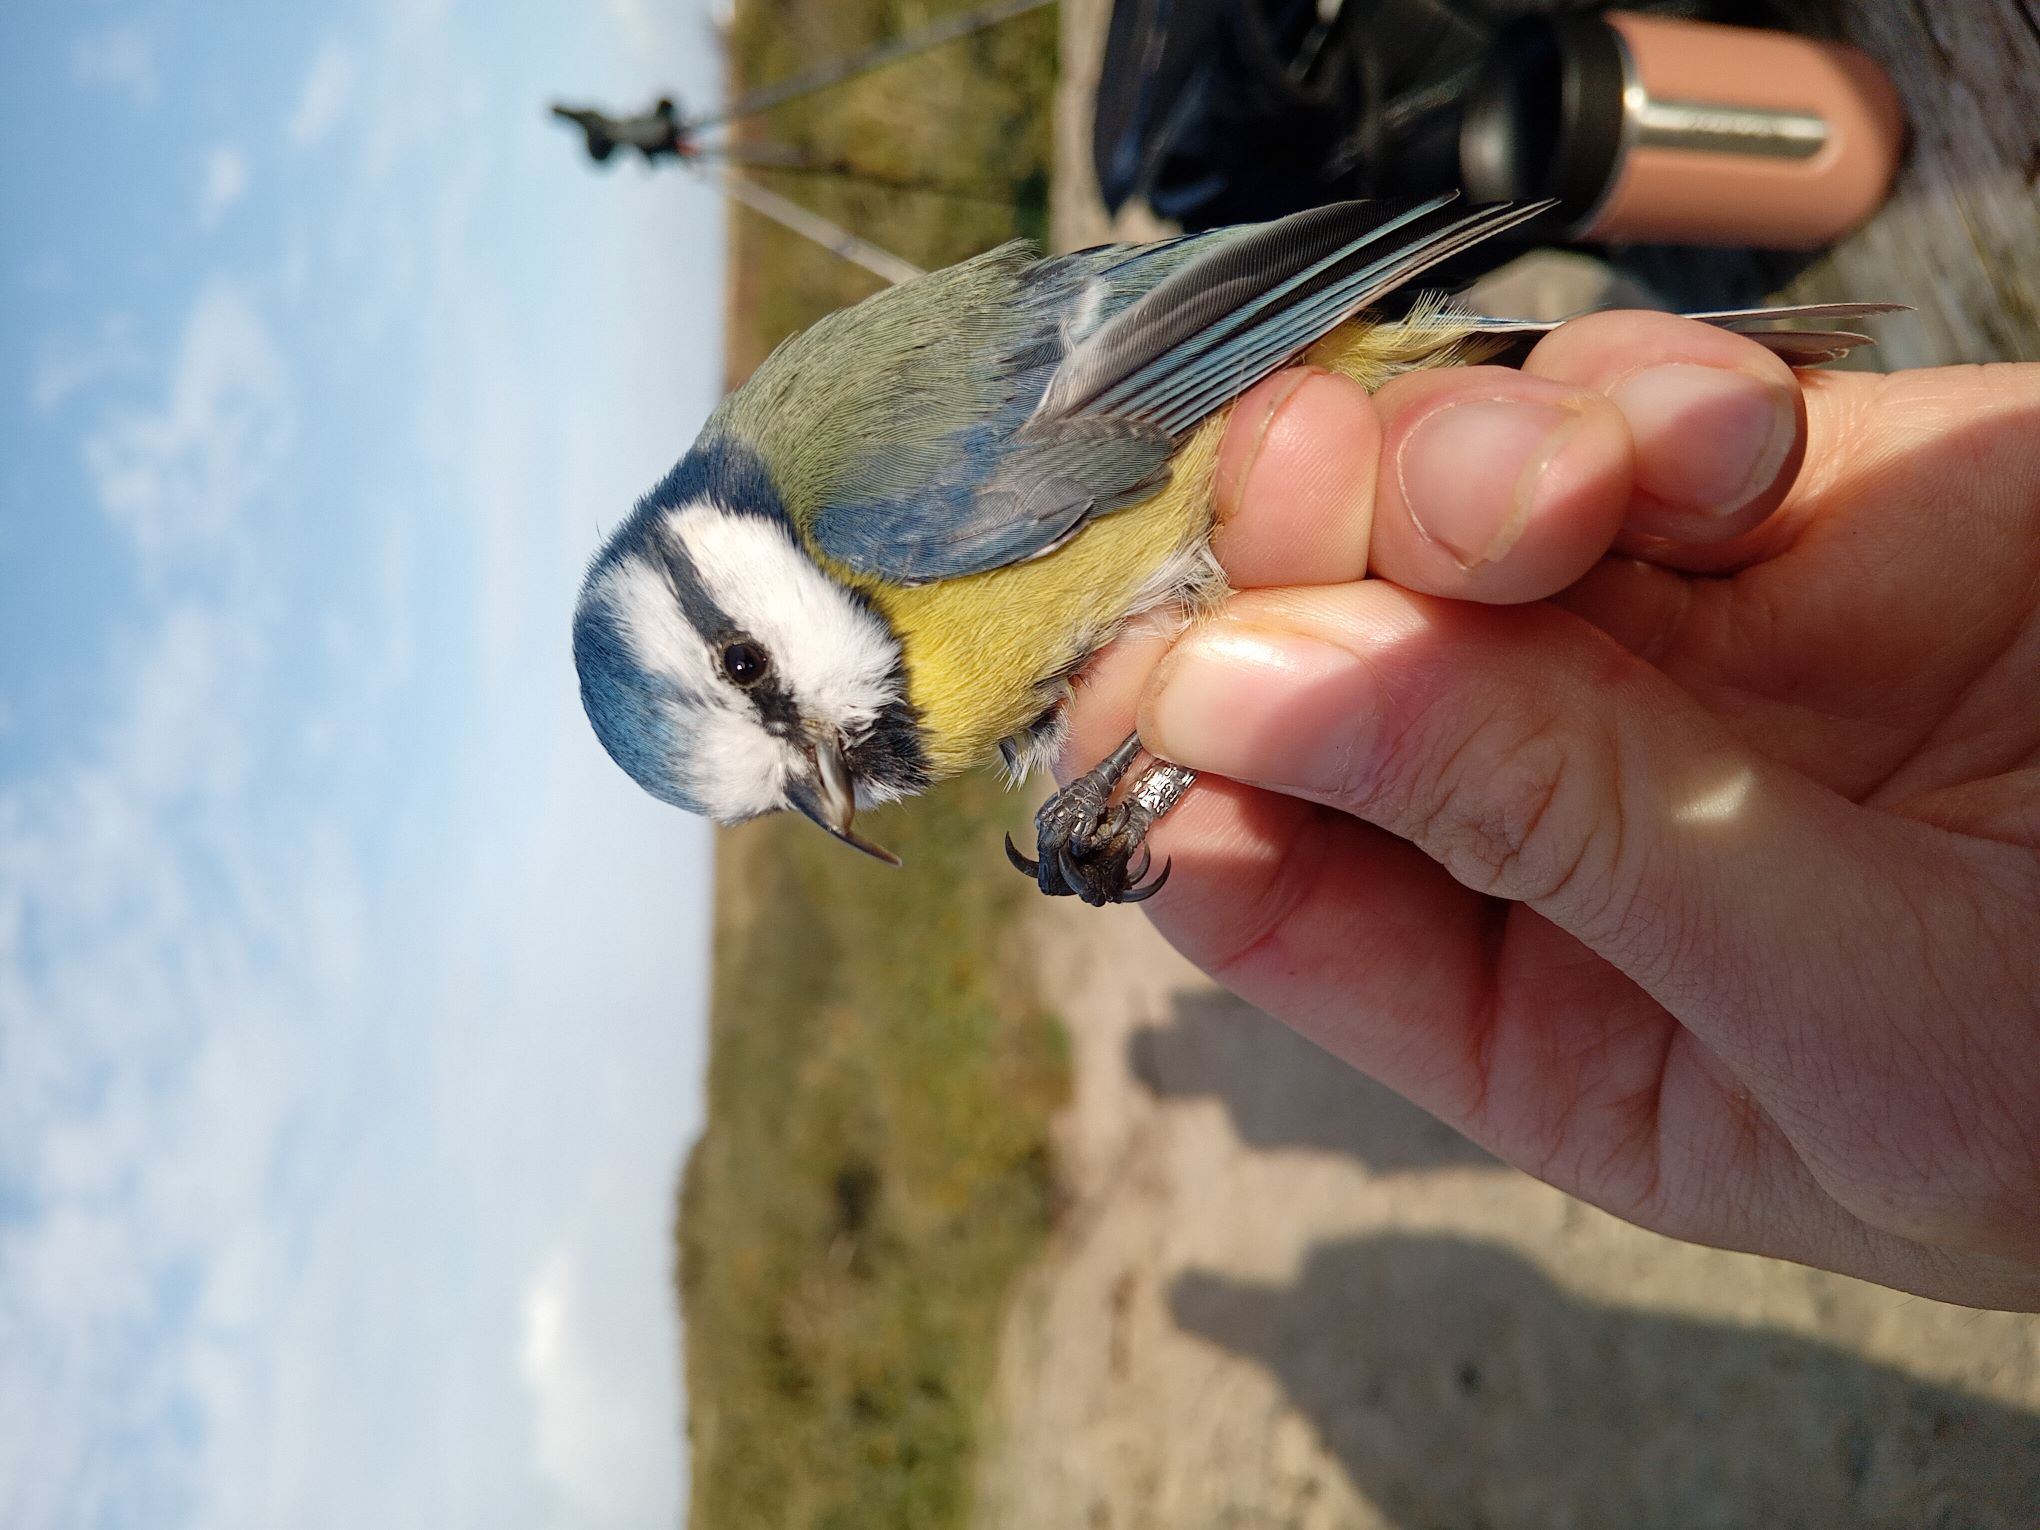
top-left (788, 731), bottom-right (901, 867)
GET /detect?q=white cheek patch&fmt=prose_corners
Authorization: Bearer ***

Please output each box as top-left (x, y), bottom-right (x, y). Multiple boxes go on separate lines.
top-left (692, 708), bottom-right (801, 819)
top-left (599, 554), bottom-right (715, 699)
top-left (664, 502), bottom-right (902, 736)
top-left (592, 509), bottom-right (905, 824)
top-left (594, 551), bottom-right (805, 821)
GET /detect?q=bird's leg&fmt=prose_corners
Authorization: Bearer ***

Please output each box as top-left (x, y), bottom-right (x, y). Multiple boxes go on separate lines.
top-left (1005, 732), bottom-right (1196, 906)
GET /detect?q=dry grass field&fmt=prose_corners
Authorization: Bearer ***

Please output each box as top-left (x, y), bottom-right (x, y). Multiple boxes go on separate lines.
top-left (680, 5), bottom-right (1065, 1527)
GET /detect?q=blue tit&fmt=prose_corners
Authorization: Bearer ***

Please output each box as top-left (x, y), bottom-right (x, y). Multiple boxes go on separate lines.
top-left (573, 195), bottom-right (1889, 903)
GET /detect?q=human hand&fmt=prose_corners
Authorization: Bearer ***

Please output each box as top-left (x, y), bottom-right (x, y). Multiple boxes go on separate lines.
top-left (1062, 314), bottom-right (2040, 1309)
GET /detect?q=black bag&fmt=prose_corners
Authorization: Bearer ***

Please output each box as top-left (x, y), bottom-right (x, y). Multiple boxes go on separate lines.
top-left (1091, 0), bottom-right (1731, 232)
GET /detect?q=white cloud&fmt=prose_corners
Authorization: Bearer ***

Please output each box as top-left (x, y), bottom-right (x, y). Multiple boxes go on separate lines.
top-left (71, 24), bottom-right (157, 107)
top-left (0, 586), bottom-right (327, 1530)
top-left (83, 281), bottom-right (293, 565)
top-left (604, 0), bottom-right (658, 51)
top-left (199, 146), bottom-right (251, 227)
top-left (30, 316), bottom-right (145, 414)
top-left (114, 605), bottom-right (263, 803)
top-left (521, 1250), bottom-right (677, 1527)
top-left (288, 41), bottom-right (358, 148)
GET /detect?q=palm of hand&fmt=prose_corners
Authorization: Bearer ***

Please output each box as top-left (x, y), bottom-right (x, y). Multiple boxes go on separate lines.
top-left (1475, 367), bottom-right (2040, 1295)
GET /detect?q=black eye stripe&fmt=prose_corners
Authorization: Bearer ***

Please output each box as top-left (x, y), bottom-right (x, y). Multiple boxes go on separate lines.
top-left (750, 675), bottom-right (803, 738)
top-left (652, 546), bottom-right (764, 695)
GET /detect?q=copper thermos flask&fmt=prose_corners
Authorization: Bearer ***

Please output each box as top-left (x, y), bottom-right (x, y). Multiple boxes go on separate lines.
top-left (1460, 10), bottom-right (1903, 249)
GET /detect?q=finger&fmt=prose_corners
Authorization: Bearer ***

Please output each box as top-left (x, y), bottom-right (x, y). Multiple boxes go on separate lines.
top-left (1136, 584), bottom-right (2040, 1258)
top-left (1055, 597), bottom-right (1505, 1095)
top-left (1054, 620), bottom-right (1170, 779)
top-left (1522, 310), bottom-right (1807, 569)
top-left (1210, 368), bottom-right (1382, 588)
top-left (1065, 372), bottom-right (1376, 772)
top-left (1544, 369), bottom-right (1874, 671)
top-left (1136, 582), bottom-right (1827, 996)
top-left (1363, 366), bottom-right (1635, 603)
top-left (1062, 594), bottom-right (1932, 1280)
top-left (1054, 613), bottom-right (1489, 1048)
top-left (1546, 370), bottom-right (1988, 723)
top-left (1070, 611), bottom-right (2040, 1300)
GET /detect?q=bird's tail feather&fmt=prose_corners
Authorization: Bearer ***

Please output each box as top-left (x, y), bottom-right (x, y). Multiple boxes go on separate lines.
top-left (1460, 301), bottom-right (1910, 367)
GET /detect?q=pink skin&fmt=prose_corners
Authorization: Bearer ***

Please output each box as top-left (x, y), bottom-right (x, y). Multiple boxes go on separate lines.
top-left (1060, 311), bottom-right (2040, 1310)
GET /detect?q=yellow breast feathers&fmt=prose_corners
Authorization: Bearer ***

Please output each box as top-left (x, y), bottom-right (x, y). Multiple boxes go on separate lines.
top-left (864, 414), bottom-right (1223, 776)
top-left (859, 310), bottom-right (1491, 778)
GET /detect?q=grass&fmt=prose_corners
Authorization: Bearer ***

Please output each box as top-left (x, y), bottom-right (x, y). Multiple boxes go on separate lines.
top-left (719, 0), bottom-right (1055, 383)
top-left (679, 5), bottom-right (1065, 1526)
top-left (681, 781), bottom-right (1068, 1529)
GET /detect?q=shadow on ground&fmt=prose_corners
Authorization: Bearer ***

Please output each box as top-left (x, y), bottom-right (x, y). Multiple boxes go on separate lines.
top-left (1172, 1233), bottom-right (2040, 1529)
top-left (1129, 990), bottom-right (1495, 1172)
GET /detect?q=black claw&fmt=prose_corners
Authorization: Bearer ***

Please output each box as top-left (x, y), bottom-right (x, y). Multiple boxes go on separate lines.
top-left (1009, 734), bottom-right (1196, 905)
top-left (1058, 845), bottom-right (1091, 902)
top-left (1003, 833), bottom-right (1038, 878)
top-left (1121, 858), bottom-right (1173, 903)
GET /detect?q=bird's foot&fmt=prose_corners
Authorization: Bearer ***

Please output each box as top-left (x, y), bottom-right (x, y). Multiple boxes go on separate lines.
top-left (1004, 732), bottom-right (1196, 905)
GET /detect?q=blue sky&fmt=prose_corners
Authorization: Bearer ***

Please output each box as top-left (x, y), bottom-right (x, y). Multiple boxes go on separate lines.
top-left (1, 2), bottom-right (729, 1525)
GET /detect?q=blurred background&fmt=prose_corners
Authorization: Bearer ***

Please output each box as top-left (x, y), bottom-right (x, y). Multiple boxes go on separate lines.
top-left (4, 2), bottom-right (2037, 1529)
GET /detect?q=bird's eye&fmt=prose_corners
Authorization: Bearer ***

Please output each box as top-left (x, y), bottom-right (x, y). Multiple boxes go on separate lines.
top-left (720, 639), bottom-right (769, 687)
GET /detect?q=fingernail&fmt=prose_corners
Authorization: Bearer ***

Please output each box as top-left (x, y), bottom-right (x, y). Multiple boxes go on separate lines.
top-left (1608, 363), bottom-right (1795, 516)
top-left (1143, 624), bottom-right (1379, 792)
top-left (1218, 367), bottom-right (1323, 521)
top-left (1397, 399), bottom-right (1581, 568)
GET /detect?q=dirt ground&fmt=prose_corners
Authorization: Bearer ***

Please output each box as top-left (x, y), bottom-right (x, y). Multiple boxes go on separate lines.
top-left (975, 900), bottom-right (2040, 1529)
top-left (972, 4), bottom-right (2040, 1525)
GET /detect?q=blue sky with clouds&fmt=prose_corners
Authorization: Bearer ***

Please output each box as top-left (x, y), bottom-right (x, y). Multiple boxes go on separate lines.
top-left (2, 2), bottom-right (730, 1524)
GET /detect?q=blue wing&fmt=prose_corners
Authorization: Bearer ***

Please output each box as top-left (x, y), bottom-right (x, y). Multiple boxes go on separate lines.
top-left (810, 197), bottom-right (1545, 584)
top-left (1033, 196), bottom-right (1546, 432)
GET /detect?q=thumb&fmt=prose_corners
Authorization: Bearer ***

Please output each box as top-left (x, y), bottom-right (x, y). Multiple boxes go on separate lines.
top-left (1137, 582), bottom-right (2038, 1253)
top-left (1140, 581), bottom-right (1778, 959)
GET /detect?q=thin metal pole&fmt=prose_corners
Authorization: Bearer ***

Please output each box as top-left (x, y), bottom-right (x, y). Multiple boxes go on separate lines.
top-left (693, 0), bottom-right (1057, 130)
top-left (717, 170), bottom-right (925, 287)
